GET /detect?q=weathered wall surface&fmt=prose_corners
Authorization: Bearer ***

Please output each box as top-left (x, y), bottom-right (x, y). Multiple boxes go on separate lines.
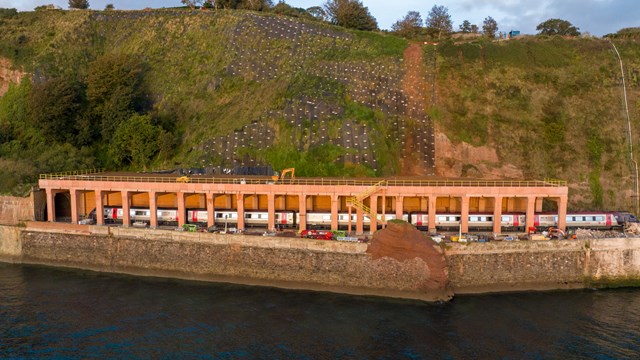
top-left (0, 196), bottom-right (33, 225)
top-left (14, 223), bottom-right (449, 301)
top-left (3, 223), bottom-right (640, 300)
top-left (446, 241), bottom-right (587, 293)
top-left (0, 225), bottom-right (21, 262)
top-left (587, 238), bottom-right (640, 286)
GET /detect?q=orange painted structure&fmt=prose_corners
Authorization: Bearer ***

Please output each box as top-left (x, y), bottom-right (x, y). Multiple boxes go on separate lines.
top-left (38, 171), bottom-right (568, 234)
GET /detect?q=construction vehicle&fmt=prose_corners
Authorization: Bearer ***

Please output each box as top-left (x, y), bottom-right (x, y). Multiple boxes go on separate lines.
top-left (271, 168), bottom-right (295, 183)
top-left (176, 176), bottom-right (190, 183)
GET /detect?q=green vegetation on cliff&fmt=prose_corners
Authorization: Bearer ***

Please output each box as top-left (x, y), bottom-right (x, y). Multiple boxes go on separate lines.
top-left (0, 8), bottom-right (639, 212)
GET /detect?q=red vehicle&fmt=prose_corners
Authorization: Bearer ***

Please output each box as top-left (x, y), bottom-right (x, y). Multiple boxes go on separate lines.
top-left (300, 229), bottom-right (333, 240)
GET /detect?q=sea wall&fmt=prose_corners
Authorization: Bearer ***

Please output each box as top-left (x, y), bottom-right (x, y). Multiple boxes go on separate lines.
top-left (3, 223), bottom-right (450, 301)
top-left (2, 223), bottom-right (640, 300)
top-left (446, 238), bottom-right (640, 293)
top-left (0, 195), bottom-right (33, 225)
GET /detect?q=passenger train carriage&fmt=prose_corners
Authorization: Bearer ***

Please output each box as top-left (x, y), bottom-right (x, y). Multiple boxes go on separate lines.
top-left (93, 207), bottom-right (632, 231)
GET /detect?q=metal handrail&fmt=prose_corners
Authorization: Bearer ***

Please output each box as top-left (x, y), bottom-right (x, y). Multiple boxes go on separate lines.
top-left (38, 172), bottom-right (567, 187)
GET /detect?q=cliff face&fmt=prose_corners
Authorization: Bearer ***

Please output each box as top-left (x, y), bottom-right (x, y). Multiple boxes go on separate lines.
top-left (0, 58), bottom-right (24, 96)
top-left (0, 10), bottom-right (639, 210)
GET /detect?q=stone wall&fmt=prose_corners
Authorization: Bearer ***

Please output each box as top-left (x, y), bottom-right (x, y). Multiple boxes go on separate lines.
top-left (12, 223), bottom-right (449, 301)
top-left (3, 223), bottom-right (640, 301)
top-left (0, 196), bottom-right (33, 225)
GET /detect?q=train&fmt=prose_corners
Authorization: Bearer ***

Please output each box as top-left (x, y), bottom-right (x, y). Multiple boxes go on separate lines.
top-left (91, 207), bottom-right (637, 231)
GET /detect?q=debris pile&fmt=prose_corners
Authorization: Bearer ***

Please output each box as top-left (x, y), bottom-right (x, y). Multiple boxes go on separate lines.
top-left (575, 228), bottom-right (625, 239)
top-left (625, 222), bottom-right (640, 236)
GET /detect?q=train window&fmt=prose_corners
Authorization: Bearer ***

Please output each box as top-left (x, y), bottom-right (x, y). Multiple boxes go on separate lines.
top-left (501, 216), bottom-right (510, 222)
top-left (437, 216), bottom-right (446, 221)
top-left (322, 215), bottom-right (331, 221)
top-left (339, 215), bottom-right (345, 220)
top-left (216, 213), bottom-right (223, 218)
top-left (596, 216), bottom-right (604, 221)
top-left (470, 216), bottom-right (478, 222)
top-left (454, 217), bottom-right (461, 221)
top-left (135, 210), bottom-right (146, 216)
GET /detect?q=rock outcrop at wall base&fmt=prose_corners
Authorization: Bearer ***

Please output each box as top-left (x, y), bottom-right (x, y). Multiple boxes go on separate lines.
top-left (367, 221), bottom-right (452, 299)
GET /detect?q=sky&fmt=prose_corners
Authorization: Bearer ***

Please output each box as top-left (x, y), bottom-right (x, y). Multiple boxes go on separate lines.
top-left (3, 0), bottom-right (638, 36)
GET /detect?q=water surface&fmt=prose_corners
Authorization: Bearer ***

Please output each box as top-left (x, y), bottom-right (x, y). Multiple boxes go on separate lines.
top-left (1, 263), bottom-right (639, 359)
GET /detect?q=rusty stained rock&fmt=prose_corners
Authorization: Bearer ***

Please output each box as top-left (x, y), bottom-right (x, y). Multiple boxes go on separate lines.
top-left (367, 221), bottom-right (452, 299)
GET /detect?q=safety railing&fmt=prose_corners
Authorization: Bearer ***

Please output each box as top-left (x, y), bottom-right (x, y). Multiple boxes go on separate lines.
top-left (39, 172), bottom-right (567, 187)
top-left (346, 197), bottom-right (386, 225)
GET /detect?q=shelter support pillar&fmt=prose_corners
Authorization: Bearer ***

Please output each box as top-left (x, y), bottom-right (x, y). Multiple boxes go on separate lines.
top-left (237, 194), bottom-right (245, 230)
top-left (428, 196), bottom-right (436, 233)
top-left (268, 192), bottom-right (275, 231)
top-left (356, 207), bottom-right (364, 235)
top-left (557, 196), bottom-right (568, 232)
top-left (395, 196), bottom-right (403, 219)
top-left (206, 193), bottom-right (215, 229)
top-left (70, 189), bottom-right (79, 224)
top-left (121, 191), bottom-right (130, 227)
top-left (46, 188), bottom-right (56, 222)
top-left (461, 196), bottom-right (470, 233)
top-left (493, 196), bottom-right (503, 235)
top-left (298, 194), bottom-right (307, 231)
top-left (95, 190), bottom-right (104, 226)
top-left (381, 190), bottom-right (386, 229)
top-left (525, 196), bottom-right (536, 231)
top-left (331, 194), bottom-right (339, 230)
top-left (369, 195), bottom-right (378, 234)
top-left (149, 191), bottom-right (158, 228)
top-left (177, 192), bottom-right (185, 227)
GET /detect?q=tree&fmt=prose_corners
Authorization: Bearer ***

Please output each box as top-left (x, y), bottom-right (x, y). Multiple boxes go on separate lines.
top-left (104, 4), bottom-right (114, 10)
top-left (391, 11), bottom-right (423, 38)
top-left (86, 54), bottom-right (147, 140)
top-left (459, 20), bottom-right (472, 33)
top-left (238, 0), bottom-right (273, 11)
top-left (482, 16), bottom-right (498, 39)
top-left (109, 114), bottom-right (161, 168)
top-left (68, 0), bottom-right (89, 9)
top-left (306, 6), bottom-right (327, 21)
top-left (181, 0), bottom-right (203, 8)
top-left (536, 18), bottom-right (581, 36)
top-left (324, 0), bottom-right (378, 31)
top-left (425, 5), bottom-right (452, 39)
top-left (28, 78), bottom-right (84, 144)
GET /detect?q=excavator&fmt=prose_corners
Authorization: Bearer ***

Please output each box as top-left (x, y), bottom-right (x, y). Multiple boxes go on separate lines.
top-left (271, 168), bottom-right (295, 183)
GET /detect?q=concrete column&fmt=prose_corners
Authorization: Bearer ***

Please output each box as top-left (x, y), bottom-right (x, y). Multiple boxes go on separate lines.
top-left (149, 191), bottom-right (158, 228)
top-left (369, 195), bottom-right (378, 234)
top-left (395, 196), bottom-right (403, 219)
top-left (356, 207), bottom-right (364, 235)
top-left (46, 188), bottom-right (56, 222)
top-left (70, 189), bottom-right (79, 224)
top-left (237, 193), bottom-right (245, 230)
top-left (95, 190), bottom-right (104, 226)
top-left (535, 198), bottom-right (543, 212)
top-left (348, 205), bottom-right (353, 235)
top-left (525, 196), bottom-right (536, 231)
top-left (381, 190), bottom-right (386, 229)
top-left (121, 191), bottom-right (130, 227)
top-left (557, 196), bottom-right (568, 232)
top-left (268, 192), bottom-right (275, 231)
top-left (428, 196), bottom-right (437, 233)
top-left (177, 192), bottom-right (186, 227)
top-left (206, 193), bottom-right (215, 228)
top-left (298, 194), bottom-right (307, 231)
top-left (331, 194), bottom-right (339, 230)
top-left (461, 196), bottom-right (470, 233)
top-left (493, 196), bottom-right (503, 235)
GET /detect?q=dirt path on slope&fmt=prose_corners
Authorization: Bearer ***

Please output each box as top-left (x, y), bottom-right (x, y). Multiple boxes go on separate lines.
top-left (400, 43), bottom-right (435, 176)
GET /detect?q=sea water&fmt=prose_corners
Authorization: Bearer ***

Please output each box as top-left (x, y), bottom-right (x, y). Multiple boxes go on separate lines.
top-left (1, 262), bottom-right (639, 359)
